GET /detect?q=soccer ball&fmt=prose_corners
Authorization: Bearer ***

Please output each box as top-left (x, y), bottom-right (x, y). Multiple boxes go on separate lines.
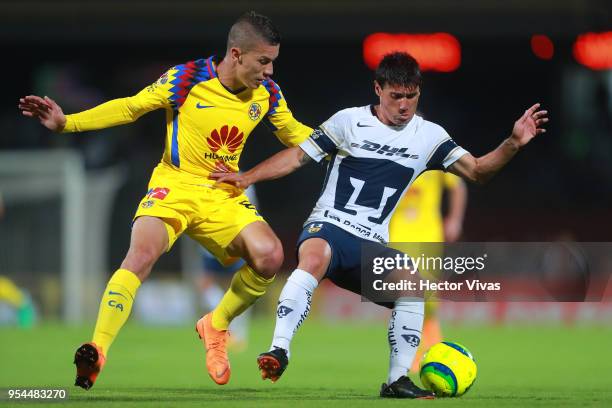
top-left (419, 341), bottom-right (477, 397)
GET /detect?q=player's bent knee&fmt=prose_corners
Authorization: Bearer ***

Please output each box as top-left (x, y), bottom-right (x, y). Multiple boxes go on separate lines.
top-left (251, 241), bottom-right (284, 278)
top-left (298, 253), bottom-right (328, 279)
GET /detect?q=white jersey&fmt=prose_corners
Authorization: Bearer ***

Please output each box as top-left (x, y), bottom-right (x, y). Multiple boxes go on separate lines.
top-left (299, 105), bottom-right (468, 244)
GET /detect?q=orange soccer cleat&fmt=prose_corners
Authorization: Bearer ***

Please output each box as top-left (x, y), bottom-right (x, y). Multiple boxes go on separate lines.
top-left (195, 313), bottom-right (231, 385)
top-left (73, 342), bottom-right (106, 390)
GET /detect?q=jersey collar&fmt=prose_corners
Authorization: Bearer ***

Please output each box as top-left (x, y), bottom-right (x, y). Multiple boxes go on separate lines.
top-left (210, 55), bottom-right (250, 95)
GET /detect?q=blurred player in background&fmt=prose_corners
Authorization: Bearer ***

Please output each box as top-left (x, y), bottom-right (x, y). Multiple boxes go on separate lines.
top-left (19, 11), bottom-right (312, 389)
top-left (0, 193), bottom-right (36, 328)
top-left (389, 169), bottom-right (467, 371)
top-left (0, 276), bottom-right (35, 328)
top-left (212, 52), bottom-right (548, 398)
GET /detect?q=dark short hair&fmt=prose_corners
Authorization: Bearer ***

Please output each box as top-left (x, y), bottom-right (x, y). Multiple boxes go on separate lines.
top-left (227, 11), bottom-right (281, 51)
top-left (375, 52), bottom-right (422, 89)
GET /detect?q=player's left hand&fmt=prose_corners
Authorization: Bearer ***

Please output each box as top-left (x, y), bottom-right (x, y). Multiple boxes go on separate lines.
top-left (510, 103), bottom-right (548, 147)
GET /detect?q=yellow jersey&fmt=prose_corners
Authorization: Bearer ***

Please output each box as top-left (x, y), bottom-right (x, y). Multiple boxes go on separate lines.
top-left (389, 171), bottom-right (461, 242)
top-left (63, 56), bottom-right (312, 180)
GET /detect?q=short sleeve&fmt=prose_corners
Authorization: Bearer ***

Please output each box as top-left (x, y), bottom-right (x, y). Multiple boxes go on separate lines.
top-left (298, 111), bottom-right (347, 162)
top-left (425, 126), bottom-right (469, 170)
top-left (299, 128), bottom-right (340, 162)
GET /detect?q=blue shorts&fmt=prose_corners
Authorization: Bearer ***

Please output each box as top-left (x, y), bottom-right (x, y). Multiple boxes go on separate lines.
top-left (297, 222), bottom-right (404, 308)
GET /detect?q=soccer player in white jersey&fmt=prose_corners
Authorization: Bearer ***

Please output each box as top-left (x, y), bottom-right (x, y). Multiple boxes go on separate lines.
top-left (211, 52), bottom-right (548, 398)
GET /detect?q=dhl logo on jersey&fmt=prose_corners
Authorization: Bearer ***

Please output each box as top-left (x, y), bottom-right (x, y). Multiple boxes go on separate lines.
top-left (204, 125), bottom-right (244, 162)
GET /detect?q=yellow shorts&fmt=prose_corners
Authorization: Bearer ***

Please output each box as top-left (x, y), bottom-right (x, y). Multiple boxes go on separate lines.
top-left (134, 164), bottom-right (264, 264)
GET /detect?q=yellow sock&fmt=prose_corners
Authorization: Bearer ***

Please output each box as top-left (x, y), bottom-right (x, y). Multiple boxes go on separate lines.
top-left (92, 269), bottom-right (141, 354)
top-left (211, 265), bottom-right (273, 330)
top-left (0, 276), bottom-right (24, 308)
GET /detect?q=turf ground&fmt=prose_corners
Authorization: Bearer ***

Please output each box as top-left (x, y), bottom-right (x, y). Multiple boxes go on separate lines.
top-left (1, 319), bottom-right (611, 407)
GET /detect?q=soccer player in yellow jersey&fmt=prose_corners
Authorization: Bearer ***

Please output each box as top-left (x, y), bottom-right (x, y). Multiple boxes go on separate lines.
top-left (19, 11), bottom-right (312, 389)
top-left (0, 194), bottom-right (36, 328)
top-left (389, 170), bottom-right (467, 371)
top-left (390, 172), bottom-right (467, 243)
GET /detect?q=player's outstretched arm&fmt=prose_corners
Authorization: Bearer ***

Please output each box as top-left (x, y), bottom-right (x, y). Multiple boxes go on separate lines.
top-left (449, 103), bottom-right (548, 184)
top-left (19, 95), bottom-right (66, 132)
top-left (210, 146), bottom-right (311, 189)
top-left (20, 81), bottom-right (170, 134)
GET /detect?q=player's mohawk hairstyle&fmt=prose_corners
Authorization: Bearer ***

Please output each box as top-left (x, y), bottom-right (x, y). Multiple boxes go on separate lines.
top-left (375, 52), bottom-right (422, 89)
top-left (227, 11), bottom-right (281, 51)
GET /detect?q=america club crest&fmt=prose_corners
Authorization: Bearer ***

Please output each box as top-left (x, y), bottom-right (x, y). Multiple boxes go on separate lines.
top-left (248, 102), bottom-right (262, 121)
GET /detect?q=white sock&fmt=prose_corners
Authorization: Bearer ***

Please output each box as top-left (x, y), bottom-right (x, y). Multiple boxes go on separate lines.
top-left (387, 298), bottom-right (424, 384)
top-left (270, 269), bottom-right (318, 358)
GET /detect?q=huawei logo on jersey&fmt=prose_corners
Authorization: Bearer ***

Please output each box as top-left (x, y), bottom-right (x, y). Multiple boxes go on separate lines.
top-left (207, 125), bottom-right (243, 153)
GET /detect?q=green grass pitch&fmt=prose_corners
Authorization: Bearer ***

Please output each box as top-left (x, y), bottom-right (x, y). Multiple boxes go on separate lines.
top-left (1, 319), bottom-right (611, 407)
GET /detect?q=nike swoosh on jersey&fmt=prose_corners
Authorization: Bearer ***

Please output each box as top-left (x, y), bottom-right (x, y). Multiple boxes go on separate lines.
top-left (402, 326), bottom-right (422, 332)
top-left (108, 290), bottom-right (128, 299)
top-left (196, 102), bottom-right (215, 109)
top-left (356, 122), bottom-right (374, 127)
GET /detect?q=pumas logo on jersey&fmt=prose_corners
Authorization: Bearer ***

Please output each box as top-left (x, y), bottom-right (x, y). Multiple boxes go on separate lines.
top-left (205, 126), bottom-right (243, 162)
top-left (307, 223), bottom-right (323, 233)
top-left (248, 102), bottom-right (262, 121)
top-left (350, 140), bottom-right (419, 159)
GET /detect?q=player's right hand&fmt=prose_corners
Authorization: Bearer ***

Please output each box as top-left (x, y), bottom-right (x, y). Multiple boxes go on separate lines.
top-left (209, 172), bottom-right (252, 190)
top-left (18, 95), bottom-right (67, 132)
